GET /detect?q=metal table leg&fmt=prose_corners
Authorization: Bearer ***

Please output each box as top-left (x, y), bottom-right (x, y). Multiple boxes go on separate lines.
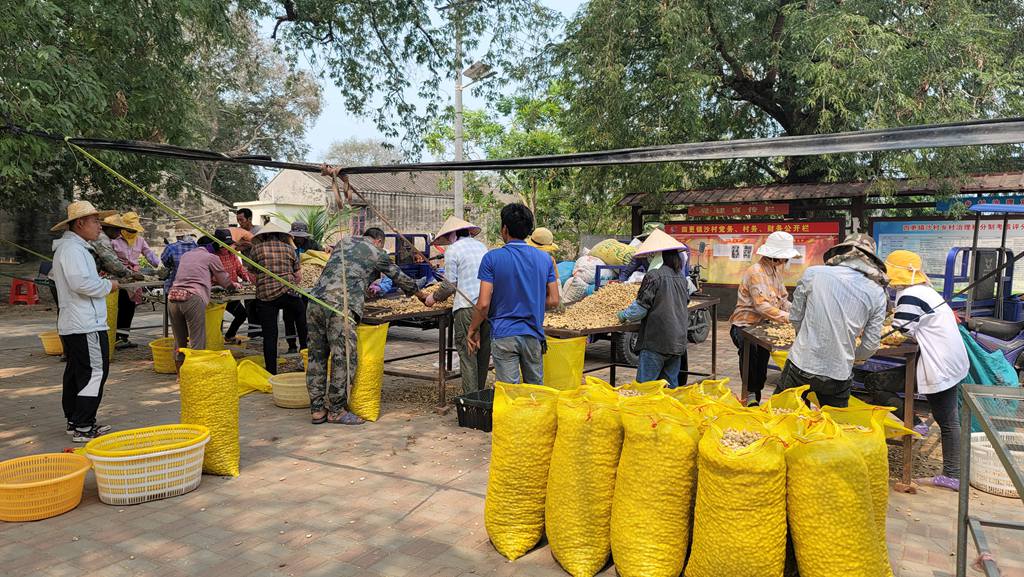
top-left (896, 351), bottom-right (919, 492)
top-left (609, 336), bottom-right (618, 386)
top-left (436, 314), bottom-right (448, 410)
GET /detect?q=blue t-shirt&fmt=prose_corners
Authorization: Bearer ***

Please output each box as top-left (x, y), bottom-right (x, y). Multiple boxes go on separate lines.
top-left (478, 240), bottom-right (556, 341)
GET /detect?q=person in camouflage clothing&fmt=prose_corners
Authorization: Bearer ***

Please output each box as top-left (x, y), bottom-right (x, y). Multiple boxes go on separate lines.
top-left (305, 227), bottom-right (426, 425)
top-left (92, 220), bottom-right (143, 281)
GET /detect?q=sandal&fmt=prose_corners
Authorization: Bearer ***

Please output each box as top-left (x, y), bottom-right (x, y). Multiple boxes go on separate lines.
top-left (311, 409), bottom-right (328, 425)
top-left (326, 410), bottom-right (365, 425)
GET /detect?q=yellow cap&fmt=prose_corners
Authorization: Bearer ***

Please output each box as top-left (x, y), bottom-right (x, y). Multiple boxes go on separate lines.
top-left (885, 250), bottom-right (931, 287)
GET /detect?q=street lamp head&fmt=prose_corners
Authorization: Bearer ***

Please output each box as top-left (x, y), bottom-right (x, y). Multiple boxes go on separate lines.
top-left (463, 61), bottom-right (493, 81)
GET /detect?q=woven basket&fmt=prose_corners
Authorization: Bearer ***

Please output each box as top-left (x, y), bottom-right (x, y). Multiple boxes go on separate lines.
top-left (85, 425), bottom-right (210, 506)
top-left (270, 372), bottom-right (311, 408)
top-left (970, 432), bottom-right (1024, 498)
top-left (0, 453), bottom-right (91, 522)
top-left (39, 331), bottom-right (64, 356)
top-left (149, 337), bottom-right (177, 374)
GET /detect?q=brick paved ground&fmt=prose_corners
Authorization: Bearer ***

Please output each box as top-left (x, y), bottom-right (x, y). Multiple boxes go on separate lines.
top-left (0, 303), bottom-right (1021, 577)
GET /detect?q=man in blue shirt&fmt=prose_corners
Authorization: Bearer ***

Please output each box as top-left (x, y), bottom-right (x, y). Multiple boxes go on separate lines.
top-left (468, 204), bottom-right (559, 384)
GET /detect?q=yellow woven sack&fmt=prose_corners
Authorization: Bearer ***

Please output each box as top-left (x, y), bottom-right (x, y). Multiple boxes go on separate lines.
top-left (686, 413), bottom-right (787, 577)
top-left (546, 385), bottom-right (622, 577)
top-left (349, 323), bottom-right (389, 422)
top-left (614, 379), bottom-right (667, 397)
top-left (786, 417), bottom-right (887, 577)
top-left (590, 239), bottom-right (636, 266)
top-left (205, 302), bottom-right (227, 351)
top-left (179, 348), bottom-right (239, 476)
top-left (236, 359), bottom-right (273, 397)
top-left (543, 336), bottom-right (587, 390)
top-left (485, 383), bottom-right (560, 560)
top-left (765, 385), bottom-right (811, 415)
top-left (612, 395), bottom-right (700, 577)
top-left (105, 291), bottom-right (118, 361)
top-left (770, 349), bottom-right (789, 368)
top-left (300, 250), bottom-right (330, 266)
top-left (822, 406), bottom-right (895, 577)
top-left (845, 395), bottom-right (919, 439)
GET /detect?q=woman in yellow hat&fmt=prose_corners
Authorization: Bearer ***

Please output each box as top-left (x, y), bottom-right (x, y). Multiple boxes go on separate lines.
top-left (885, 249), bottom-right (969, 491)
top-left (107, 212), bottom-right (159, 349)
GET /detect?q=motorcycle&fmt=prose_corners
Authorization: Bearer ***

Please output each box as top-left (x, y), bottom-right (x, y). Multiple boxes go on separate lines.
top-left (966, 317), bottom-right (1024, 381)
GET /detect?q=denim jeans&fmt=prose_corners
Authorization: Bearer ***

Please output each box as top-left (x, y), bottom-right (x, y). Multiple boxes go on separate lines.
top-left (636, 349), bottom-right (682, 389)
top-left (491, 335), bottom-right (544, 385)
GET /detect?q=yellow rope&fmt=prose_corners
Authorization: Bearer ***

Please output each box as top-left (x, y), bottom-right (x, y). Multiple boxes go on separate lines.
top-left (65, 141), bottom-right (345, 316)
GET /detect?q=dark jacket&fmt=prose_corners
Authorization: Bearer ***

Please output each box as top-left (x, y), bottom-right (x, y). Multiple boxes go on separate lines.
top-left (636, 266), bottom-right (689, 356)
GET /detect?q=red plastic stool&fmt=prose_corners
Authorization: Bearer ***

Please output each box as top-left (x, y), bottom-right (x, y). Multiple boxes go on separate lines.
top-left (9, 279), bottom-right (40, 305)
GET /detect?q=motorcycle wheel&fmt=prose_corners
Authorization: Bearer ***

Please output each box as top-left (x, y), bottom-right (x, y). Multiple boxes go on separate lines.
top-left (613, 332), bottom-right (641, 367)
top-left (688, 309), bottom-right (711, 343)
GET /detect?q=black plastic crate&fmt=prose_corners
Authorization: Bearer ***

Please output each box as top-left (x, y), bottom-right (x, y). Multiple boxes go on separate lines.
top-left (454, 388), bottom-right (494, 432)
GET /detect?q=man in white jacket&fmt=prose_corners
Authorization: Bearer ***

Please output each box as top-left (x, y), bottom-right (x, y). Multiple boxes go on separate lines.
top-left (50, 201), bottom-right (120, 442)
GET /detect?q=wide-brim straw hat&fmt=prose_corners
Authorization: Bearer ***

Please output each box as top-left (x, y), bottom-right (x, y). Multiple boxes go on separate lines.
top-left (120, 211), bottom-right (146, 233)
top-left (823, 232), bottom-right (886, 270)
top-left (634, 228), bottom-right (687, 257)
top-left (527, 227), bottom-right (559, 251)
top-left (174, 221), bottom-right (196, 235)
top-left (51, 201), bottom-right (117, 232)
top-left (253, 222), bottom-right (292, 238)
top-left (433, 216), bottom-right (481, 246)
top-left (885, 250), bottom-right (932, 287)
top-left (101, 214), bottom-right (136, 232)
top-left (756, 230), bottom-right (801, 259)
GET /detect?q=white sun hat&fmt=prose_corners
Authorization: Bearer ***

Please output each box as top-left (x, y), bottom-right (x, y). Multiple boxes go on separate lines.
top-left (756, 231), bottom-right (800, 259)
top-left (634, 228), bottom-right (687, 257)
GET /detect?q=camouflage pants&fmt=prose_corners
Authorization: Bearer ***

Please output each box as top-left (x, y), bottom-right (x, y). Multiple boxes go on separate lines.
top-left (305, 304), bottom-right (358, 412)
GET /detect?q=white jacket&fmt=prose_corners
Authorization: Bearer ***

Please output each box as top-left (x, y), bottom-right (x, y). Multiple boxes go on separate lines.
top-left (52, 231), bottom-right (113, 335)
top-left (892, 284), bottom-right (969, 394)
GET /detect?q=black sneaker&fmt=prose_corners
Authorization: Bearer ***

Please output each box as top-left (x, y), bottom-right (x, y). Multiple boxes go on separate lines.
top-left (115, 340), bottom-right (138, 350)
top-left (71, 424), bottom-right (112, 442)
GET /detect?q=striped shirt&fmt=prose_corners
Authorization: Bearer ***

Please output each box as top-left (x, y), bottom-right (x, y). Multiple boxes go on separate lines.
top-left (787, 265), bottom-right (888, 381)
top-left (729, 261), bottom-right (790, 326)
top-left (433, 237), bottom-right (488, 311)
top-left (892, 284), bottom-right (969, 394)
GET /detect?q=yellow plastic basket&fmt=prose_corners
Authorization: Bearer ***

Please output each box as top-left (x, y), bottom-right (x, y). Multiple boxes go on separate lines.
top-left (270, 372), bottom-right (311, 408)
top-left (39, 331), bottom-right (64, 356)
top-left (149, 337), bottom-right (177, 374)
top-left (85, 424), bottom-right (210, 506)
top-left (0, 453), bottom-right (91, 522)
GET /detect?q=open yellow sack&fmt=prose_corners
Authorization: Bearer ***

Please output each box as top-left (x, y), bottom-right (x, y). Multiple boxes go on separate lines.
top-left (300, 250), bottom-right (330, 266)
top-left (179, 348), bottom-right (239, 476)
top-left (822, 406), bottom-right (896, 577)
top-left (786, 417), bottom-right (887, 577)
top-left (485, 383), bottom-right (560, 560)
top-left (205, 302), bottom-right (227, 351)
top-left (543, 336), bottom-right (587, 390)
top-left (686, 413), bottom-right (787, 577)
top-left (105, 291), bottom-right (118, 362)
top-left (770, 349), bottom-right (789, 368)
top-left (236, 359), bottom-right (273, 397)
top-left (546, 385), bottom-right (622, 577)
top-left (845, 395), bottom-right (919, 439)
top-left (349, 323), bottom-right (389, 422)
top-left (612, 395), bottom-right (700, 577)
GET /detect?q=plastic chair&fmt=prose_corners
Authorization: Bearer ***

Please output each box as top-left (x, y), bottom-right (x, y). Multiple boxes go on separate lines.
top-left (9, 278), bottom-right (39, 305)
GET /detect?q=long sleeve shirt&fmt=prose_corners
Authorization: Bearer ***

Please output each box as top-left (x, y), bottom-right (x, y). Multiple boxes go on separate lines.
top-left (89, 233), bottom-right (133, 279)
top-left (52, 232), bottom-right (114, 335)
top-left (111, 235), bottom-right (159, 271)
top-left (787, 264), bottom-right (888, 381)
top-left (217, 248), bottom-right (253, 284)
top-left (729, 261), bottom-right (791, 326)
top-left (171, 248), bottom-right (231, 305)
top-left (244, 239), bottom-right (300, 301)
top-left (892, 284), bottom-right (969, 394)
top-left (431, 237), bottom-right (488, 311)
top-left (161, 240), bottom-right (198, 291)
top-left (310, 236), bottom-right (419, 317)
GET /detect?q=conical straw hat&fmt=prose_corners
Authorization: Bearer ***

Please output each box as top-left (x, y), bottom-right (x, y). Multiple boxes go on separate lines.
top-left (51, 201), bottom-right (117, 232)
top-left (432, 216), bottom-right (481, 246)
top-left (633, 228), bottom-right (687, 257)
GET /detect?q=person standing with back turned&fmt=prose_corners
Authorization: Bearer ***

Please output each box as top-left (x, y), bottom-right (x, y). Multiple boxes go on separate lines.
top-left (467, 204), bottom-right (559, 385)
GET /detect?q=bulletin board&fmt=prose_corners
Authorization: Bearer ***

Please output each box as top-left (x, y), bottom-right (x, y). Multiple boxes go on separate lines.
top-left (665, 220), bottom-right (844, 287)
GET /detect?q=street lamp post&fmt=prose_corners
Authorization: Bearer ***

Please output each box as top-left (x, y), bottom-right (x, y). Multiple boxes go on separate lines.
top-left (453, 53), bottom-right (494, 219)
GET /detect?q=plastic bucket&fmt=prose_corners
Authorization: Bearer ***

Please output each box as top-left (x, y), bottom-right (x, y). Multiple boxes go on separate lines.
top-left (39, 331), bottom-right (64, 356)
top-left (149, 337), bottom-right (177, 374)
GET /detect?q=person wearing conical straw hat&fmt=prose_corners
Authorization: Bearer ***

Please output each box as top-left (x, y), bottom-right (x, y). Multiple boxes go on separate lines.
top-left (107, 212), bottom-right (160, 349)
top-left (429, 216), bottom-right (490, 394)
top-left (50, 201), bottom-right (120, 442)
top-left (615, 228), bottom-right (690, 388)
top-left (617, 221), bottom-right (664, 282)
top-left (777, 233), bottom-right (888, 408)
top-left (729, 231), bottom-right (799, 406)
top-left (885, 250), bottom-right (968, 491)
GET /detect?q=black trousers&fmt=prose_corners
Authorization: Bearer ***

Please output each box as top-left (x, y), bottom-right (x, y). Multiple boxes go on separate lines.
top-left (730, 325), bottom-right (770, 399)
top-left (282, 296), bottom-right (309, 348)
top-left (258, 294), bottom-right (307, 374)
top-left (245, 299), bottom-right (261, 337)
top-left (777, 360), bottom-right (852, 408)
top-left (224, 300), bottom-right (247, 339)
top-left (116, 289), bottom-right (137, 338)
top-left (60, 331), bottom-right (110, 427)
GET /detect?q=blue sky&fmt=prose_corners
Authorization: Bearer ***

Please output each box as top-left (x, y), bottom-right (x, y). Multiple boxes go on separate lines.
top-left (300, 0), bottom-right (585, 161)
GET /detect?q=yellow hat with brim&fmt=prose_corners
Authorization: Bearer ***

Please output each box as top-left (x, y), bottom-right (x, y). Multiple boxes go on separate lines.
top-left (885, 250), bottom-right (932, 286)
top-left (120, 211), bottom-right (145, 233)
top-left (101, 214), bottom-right (136, 232)
top-left (527, 227), bottom-right (558, 251)
top-left (51, 201), bottom-right (117, 232)
top-left (433, 216), bottom-right (481, 246)
top-left (633, 228), bottom-right (687, 257)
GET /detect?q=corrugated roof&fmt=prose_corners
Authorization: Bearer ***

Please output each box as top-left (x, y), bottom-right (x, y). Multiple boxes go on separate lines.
top-left (309, 171), bottom-right (451, 197)
top-left (618, 171), bottom-right (1024, 206)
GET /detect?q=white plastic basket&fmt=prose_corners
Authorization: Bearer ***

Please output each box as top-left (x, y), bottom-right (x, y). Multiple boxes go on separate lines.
top-left (270, 372), bottom-right (311, 409)
top-left (970, 431), bottom-right (1024, 498)
top-left (85, 425), bottom-right (210, 506)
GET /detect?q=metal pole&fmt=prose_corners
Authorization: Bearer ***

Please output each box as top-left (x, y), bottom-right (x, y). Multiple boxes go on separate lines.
top-left (966, 212), bottom-right (981, 321)
top-left (453, 22), bottom-right (465, 220)
top-left (956, 387), bottom-right (971, 577)
top-left (996, 213), bottom-right (1009, 319)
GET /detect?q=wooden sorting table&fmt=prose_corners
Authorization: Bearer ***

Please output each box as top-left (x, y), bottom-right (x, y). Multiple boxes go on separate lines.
top-left (361, 306), bottom-right (458, 411)
top-left (738, 324), bottom-right (922, 491)
top-left (544, 296), bottom-right (720, 386)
